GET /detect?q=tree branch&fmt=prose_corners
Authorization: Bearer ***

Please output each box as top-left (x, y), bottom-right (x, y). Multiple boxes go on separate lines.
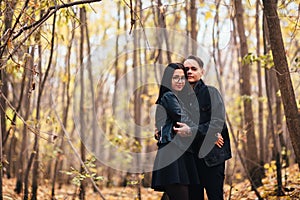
top-left (12, 0), bottom-right (102, 40)
top-left (0, 0), bottom-right (102, 69)
top-left (50, 94), bottom-right (106, 200)
top-left (0, 92), bottom-right (57, 141)
top-left (122, 0), bottom-right (150, 48)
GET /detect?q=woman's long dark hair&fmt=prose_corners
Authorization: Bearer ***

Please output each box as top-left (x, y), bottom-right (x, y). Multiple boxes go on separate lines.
top-left (155, 63), bottom-right (191, 104)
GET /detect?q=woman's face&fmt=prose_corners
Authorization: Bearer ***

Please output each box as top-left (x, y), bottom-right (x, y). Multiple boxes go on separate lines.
top-left (172, 69), bottom-right (186, 92)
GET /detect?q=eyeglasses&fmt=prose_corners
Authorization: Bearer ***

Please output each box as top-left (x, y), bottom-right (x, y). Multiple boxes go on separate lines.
top-left (172, 76), bottom-right (186, 83)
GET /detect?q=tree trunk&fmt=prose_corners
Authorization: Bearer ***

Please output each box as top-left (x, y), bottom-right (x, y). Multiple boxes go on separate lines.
top-left (0, 58), bottom-right (4, 200)
top-left (79, 7), bottom-right (86, 200)
top-left (184, 0), bottom-right (189, 55)
top-left (7, 123), bottom-right (16, 179)
top-left (23, 28), bottom-right (41, 200)
top-left (132, 1), bottom-right (142, 199)
top-left (84, 4), bottom-right (96, 155)
top-left (190, 0), bottom-right (197, 55)
top-left (234, 0), bottom-right (262, 188)
top-left (151, 0), bottom-right (163, 82)
top-left (1, 0), bottom-right (17, 151)
top-left (275, 76), bottom-right (288, 168)
top-left (105, 0), bottom-right (122, 188)
top-left (15, 47), bottom-right (33, 193)
top-left (265, 67), bottom-right (284, 195)
top-left (121, 5), bottom-right (130, 185)
top-left (256, 0), bottom-right (265, 173)
top-left (56, 17), bottom-right (76, 191)
top-left (32, 8), bottom-right (56, 200)
top-left (155, 0), bottom-right (171, 63)
top-left (263, 0), bottom-right (300, 169)
top-left (51, 22), bottom-right (73, 197)
top-left (212, 0), bottom-right (225, 94)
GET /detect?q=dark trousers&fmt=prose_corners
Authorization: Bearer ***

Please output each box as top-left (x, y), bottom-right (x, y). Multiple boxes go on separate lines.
top-left (165, 184), bottom-right (189, 200)
top-left (189, 159), bottom-right (225, 200)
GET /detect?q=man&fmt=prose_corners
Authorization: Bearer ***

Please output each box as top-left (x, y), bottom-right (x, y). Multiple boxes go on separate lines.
top-left (174, 55), bottom-right (232, 200)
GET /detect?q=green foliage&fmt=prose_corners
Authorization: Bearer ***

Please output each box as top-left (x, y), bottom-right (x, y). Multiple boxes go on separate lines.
top-left (241, 95), bottom-right (253, 103)
top-left (126, 173), bottom-right (144, 186)
top-left (61, 156), bottom-right (103, 186)
top-left (259, 53), bottom-right (275, 69)
top-left (242, 53), bottom-right (256, 65)
top-left (242, 52), bottom-right (274, 69)
top-left (5, 59), bottom-right (23, 80)
top-left (126, 180), bottom-right (139, 186)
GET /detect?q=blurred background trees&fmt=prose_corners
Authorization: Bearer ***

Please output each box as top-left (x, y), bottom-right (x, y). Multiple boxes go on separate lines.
top-left (0, 0), bottom-right (299, 199)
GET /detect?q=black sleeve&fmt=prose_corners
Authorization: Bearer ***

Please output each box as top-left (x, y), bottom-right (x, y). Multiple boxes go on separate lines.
top-left (160, 92), bottom-right (198, 131)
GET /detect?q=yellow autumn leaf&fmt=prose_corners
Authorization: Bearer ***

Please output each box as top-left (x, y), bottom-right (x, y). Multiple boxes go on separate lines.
top-left (138, 174), bottom-right (144, 180)
top-left (264, 163), bottom-right (270, 169)
top-left (199, 0), bottom-right (205, 7)
top-left (205, 11), bottom-right (213, 20)
top-left (140, 94), bottom-right (150, 101)
top-left (61, 74), bottom-right (69, 83)
top-left (235, 173), bottom-right (243, 180)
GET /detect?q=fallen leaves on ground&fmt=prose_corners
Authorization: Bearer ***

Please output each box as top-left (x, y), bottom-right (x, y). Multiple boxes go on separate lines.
top-left (3, 164), bottom-right (300, 199)
top-left (224, 163), bottom-right (300, 199)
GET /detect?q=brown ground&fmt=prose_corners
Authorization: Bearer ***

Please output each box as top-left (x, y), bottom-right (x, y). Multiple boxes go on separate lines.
top-left (3, 164), bottom-right (300, 199)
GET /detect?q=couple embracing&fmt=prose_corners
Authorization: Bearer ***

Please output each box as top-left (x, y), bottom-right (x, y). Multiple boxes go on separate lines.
top-left (151, 55), bottom-right (232, 200)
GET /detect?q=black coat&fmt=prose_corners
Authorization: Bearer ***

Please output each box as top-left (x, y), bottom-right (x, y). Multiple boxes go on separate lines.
top-left (187, 79), bottom-right (232, 167)
top-left (152, 91), bottom-right (200, 190)
top-left (155, 91), bottom-right (197, 152)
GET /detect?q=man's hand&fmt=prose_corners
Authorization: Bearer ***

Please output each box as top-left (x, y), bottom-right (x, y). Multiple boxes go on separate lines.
top-left (173, 122), bottom-right (192, 137)
top-left (154, 128), bottom-right (160, 140)
top-left (215, 133), bottom-right (224, 148)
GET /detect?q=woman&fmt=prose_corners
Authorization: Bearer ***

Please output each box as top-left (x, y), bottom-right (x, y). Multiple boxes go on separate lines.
top-left (151, 63), bottom-right (199, 200)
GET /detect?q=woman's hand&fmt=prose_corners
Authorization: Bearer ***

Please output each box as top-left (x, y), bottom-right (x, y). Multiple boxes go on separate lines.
top-left (173, 122), bottom-right (192, 137)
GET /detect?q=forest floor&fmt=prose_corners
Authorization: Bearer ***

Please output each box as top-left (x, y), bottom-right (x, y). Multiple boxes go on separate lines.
top-left (3, 164), bottom-right (300, 200)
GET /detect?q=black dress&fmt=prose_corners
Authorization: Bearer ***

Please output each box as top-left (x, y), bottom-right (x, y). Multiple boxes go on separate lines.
top-left (151, 91), bottom-right (200, 191)
top-left (151, 142), bottom-right (200, 191)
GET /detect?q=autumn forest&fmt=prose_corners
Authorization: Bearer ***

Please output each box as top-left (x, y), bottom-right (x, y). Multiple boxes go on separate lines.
top-left (0, 0), bottom-right (300, 199)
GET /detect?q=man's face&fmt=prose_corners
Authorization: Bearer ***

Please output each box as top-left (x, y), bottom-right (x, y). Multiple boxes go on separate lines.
top-left (183, 59), bottom-right (204, 84)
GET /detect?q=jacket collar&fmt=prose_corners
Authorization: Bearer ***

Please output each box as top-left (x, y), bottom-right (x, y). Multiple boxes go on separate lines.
top-left (187, 79), bottom-right (205, 96)
top-left (193, 79), bottom-right (206, 91)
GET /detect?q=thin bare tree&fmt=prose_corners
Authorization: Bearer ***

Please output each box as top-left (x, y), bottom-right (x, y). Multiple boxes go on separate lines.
top-left (51, 12), bottom-right (75, 199)
top-left (0, 58), bottom-right (3, 200)
top-left (14, 48), bottom-right (34, 194)
top-left (234, 0), bottom-right (263, 188)
top-left (255, 0), bottom-right (265, 173)
top-left (190, 0), bottom-right (197, 55)
top-left (262, 0), bottom-right (300, 170)
top-left (79, 6), bottom-right (87, 200)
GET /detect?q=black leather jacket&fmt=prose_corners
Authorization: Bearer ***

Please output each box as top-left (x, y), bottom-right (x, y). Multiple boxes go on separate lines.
top-left (155, 91), bottom-right (197, 151)
top-left (188, 80), bottom-right (232, 167)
